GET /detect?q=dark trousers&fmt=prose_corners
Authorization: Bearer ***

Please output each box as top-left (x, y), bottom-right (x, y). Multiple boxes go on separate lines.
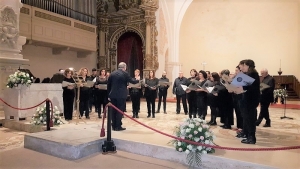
top-left (130, 92), bottom-right (141, 114)
top-left (176, 94), bottom-right (188, 113)
top-left (79, 91), bottom-right (89, 117)
top-left (89, 90), bottom-right (96, 111)
top-left (187, 92), bottom-right (197, 116)
top-left (242, 107), bottom-right (257, 136)
top-left (258, 101), bottom-right (270, 121)
top-left (96, 91), bottom-right (108, 115)
top-left (234, 100), bottom-right (243, 129)
top-left (63, 93), bottom-right (75, 120)
top-left (157, 90), bottom-right (167, 112)
top-left (111, 98), bottom-right (126, 128)
top-left (146, 94), bottom-right (156, 114)
top-left (196, 95), bottom-right (207, 117)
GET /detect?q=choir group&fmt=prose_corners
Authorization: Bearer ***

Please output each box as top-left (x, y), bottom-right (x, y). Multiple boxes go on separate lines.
top-left (61, 59), bottom-right (274, 145)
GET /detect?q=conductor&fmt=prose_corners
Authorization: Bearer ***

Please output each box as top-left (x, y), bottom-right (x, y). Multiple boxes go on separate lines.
top-left (107, 62), bottom-right (140, 131)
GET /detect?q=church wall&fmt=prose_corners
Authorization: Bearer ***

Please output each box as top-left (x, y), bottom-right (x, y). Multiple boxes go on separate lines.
top-left (21, 45), bottom-right (97, 80)
top-left (179, 0), bottom-right (300, 79)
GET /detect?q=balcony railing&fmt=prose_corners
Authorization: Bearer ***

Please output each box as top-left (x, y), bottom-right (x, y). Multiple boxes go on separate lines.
top-left (21, 0), bottom-right (96, 25)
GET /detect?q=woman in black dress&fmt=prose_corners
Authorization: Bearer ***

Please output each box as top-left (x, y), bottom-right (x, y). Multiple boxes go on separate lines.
top-left (62, 68), bottom-right (75, 120)
top-left (144, 70), bottom-right (159, 118)
top-left (94, 69), bottom-right (108, 118)
top-left (237, 59), bottom-right (260, 144)
top-left (186, 69), bottom-right (198, 118)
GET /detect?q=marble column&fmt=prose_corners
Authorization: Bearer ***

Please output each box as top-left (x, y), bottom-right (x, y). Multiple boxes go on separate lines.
top-left (0, 0), bottom-right (28, 108)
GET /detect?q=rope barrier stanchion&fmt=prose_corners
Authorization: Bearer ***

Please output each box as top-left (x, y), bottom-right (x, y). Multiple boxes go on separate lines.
top-left (0, 97), bottom-right (54, 127)
top-left (46, 99), bottom-right (51, 131)
top-left (102, 103), bottom-right (300, 152)
top-left (0, 98), bottom-right (48, 110)
top-left (101, 102), bottom-right (116, 154)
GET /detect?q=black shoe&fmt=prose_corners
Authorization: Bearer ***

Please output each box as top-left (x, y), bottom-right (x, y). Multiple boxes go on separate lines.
top-left (164, 111), bottom-right (167, 114)
top-left (147, 113), bottom-right (151, 118)
top-left (236, 133), bottom-right (247, 138)
top-left (115, 127), bottom-right (126, 131)
top-left (86, 116), bottom-right (90, 119)
top-left (156, 110), bottom-right (160, 113)
top-left (255, 119), bottom-right (262, 126)
top-left (185, 112), bottom-right (188, 115)
top-left (210, 122), bottom-right (217, 126)
top-left (263, 119), bottom-right (271, 127)
top-left (223, 125), bottom-right (231, 129)
top-left (241, 136), bottom-right (256, 144)
top-left (152, 113), bottom-right (155, 118)
top-left (176, 112), bottom-right (180, 114)
top-left (98, 115), bottom-right (102, 119)
top-left (136, 115), bottom-right (139, 118)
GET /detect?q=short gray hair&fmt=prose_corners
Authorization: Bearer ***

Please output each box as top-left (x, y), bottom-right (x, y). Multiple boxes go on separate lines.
top-left (261, 68), bottom-right (268, 73)
top-left (118, 62), bottom-right (127, 69)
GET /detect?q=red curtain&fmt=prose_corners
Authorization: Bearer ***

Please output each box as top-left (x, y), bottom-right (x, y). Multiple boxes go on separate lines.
top-left (117, 32), bottom-right (143, 77)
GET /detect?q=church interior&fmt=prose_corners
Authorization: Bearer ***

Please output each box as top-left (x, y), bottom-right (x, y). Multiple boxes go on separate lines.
top-left (0, 0), bottom-right (300, 168)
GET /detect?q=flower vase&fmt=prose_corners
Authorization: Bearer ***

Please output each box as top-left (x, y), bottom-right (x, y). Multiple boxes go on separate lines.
top-left (277, 97), bottom-right (281, 104)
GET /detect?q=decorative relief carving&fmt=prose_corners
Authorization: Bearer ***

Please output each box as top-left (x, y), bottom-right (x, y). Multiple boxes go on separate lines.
top-left (34, 11), bottom-right (71, 26)
top-left (0, 7), bottom-right (19, 49)
top-left (74, 22), bottom-right (96, 33)
top-left (98, 56), bottom-right (107, 68)
top-left (20, 7), bottom-right (30, 15)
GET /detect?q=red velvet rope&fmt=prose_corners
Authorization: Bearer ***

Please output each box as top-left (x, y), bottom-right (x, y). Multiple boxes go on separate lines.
top-left (0, 98), bottom-right (54, 127)
top-left (101, 103), bottom-right (300, 151)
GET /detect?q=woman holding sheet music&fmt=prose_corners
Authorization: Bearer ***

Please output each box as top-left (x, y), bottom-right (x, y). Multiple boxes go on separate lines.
top-left (129, 69), bottom-right (142, 118)
top-left (218, 69), bottom-right (234, 129)
top-left (62, 68), bottom-right (75, 120)
top-left (206, 72), bottom-right (224, 125)
top-left (144, 70), bottom-right (159, 118)
top-left (78, 67), bottom-right (92, 119)
top-left (195, 70), bottom-right (208, 120)
top-left (237, 59), bottom-right (260, 144)
top-left (186, 69), bottom-right (199, 118)
top-left (94, 69), bottom-right (108, 119)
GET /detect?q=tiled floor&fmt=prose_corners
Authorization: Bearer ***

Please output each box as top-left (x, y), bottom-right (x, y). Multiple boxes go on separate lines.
top-left (0, 101), bottom-right (300, 169)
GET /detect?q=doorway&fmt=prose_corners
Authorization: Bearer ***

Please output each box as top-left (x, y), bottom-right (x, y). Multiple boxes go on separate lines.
top-left (117, 32), bottom-right (143, 77)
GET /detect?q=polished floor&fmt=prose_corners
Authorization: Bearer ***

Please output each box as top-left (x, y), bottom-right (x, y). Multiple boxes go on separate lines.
top-left (0, 101), bottom-right (299, 169)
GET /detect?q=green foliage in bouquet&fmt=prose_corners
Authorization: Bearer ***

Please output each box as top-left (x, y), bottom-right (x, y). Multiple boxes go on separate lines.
top-left (31, 104), bottom-right (64, 126)
top-left (170, 118), bottom-right (215, 168)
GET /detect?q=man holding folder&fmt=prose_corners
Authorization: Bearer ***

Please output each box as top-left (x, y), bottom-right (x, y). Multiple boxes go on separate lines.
top-left (256, 69), bottom-right (275, 127)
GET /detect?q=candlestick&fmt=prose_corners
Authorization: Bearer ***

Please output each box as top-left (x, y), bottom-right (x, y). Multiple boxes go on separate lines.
top-left (280, 59), bottom-right (281, 70)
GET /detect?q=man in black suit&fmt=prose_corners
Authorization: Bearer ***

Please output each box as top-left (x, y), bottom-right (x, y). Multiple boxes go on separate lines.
top-left (256, 68), bottom-right (275, 127)
top-left (107, 62), bottom-right (140, 131)
top-left (156, 71), bottom-right (169, 114)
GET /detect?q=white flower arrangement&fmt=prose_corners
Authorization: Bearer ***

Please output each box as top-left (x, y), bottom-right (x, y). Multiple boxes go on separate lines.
top-left (31, 104), bottom-right (64, 126)
top-left (6, 70), bottom-right (33, 88)
top-left (274, 89), bottom-right (288, 98)
top-left (171, 118), bottom-right (215, 167)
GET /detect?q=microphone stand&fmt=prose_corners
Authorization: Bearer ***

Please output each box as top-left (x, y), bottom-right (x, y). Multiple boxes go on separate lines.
top-left (280, 85), bottom-right (293, 120)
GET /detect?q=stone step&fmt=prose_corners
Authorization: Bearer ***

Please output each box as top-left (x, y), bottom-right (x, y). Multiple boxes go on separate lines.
top-left (24, 128), bottom-right (274, 169)
top-left (1, 119), bottom-right (45, 133)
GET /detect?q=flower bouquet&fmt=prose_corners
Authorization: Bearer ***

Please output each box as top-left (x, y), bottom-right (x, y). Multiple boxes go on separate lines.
top-left (31, 104), bottom-right (64, 126)
top-left (273, 89), bottom-right (287, 104)
top-left (6, 70), bottom-right (33, 88)
top-left (170, 118), bottom-right (215, 167)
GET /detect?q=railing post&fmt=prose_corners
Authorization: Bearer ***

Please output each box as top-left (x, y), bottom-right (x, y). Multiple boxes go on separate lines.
top-left (102, 103), bottom-right (116, 153)
top-left (46, 100), bottom-right (50, 131)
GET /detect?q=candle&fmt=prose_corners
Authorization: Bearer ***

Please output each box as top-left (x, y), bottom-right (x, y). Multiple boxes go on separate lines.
top-left (279, 59), bottom-right (281, 71)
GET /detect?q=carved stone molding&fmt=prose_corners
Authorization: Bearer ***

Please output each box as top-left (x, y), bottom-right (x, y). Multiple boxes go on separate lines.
top-left (0, 6), bottom-right (19, 49)
top-left (98, 55), bottom-right (107, 68)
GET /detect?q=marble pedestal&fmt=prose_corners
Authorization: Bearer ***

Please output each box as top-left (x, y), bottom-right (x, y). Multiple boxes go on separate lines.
top-left (3, 84), bottom-right (63, 120)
